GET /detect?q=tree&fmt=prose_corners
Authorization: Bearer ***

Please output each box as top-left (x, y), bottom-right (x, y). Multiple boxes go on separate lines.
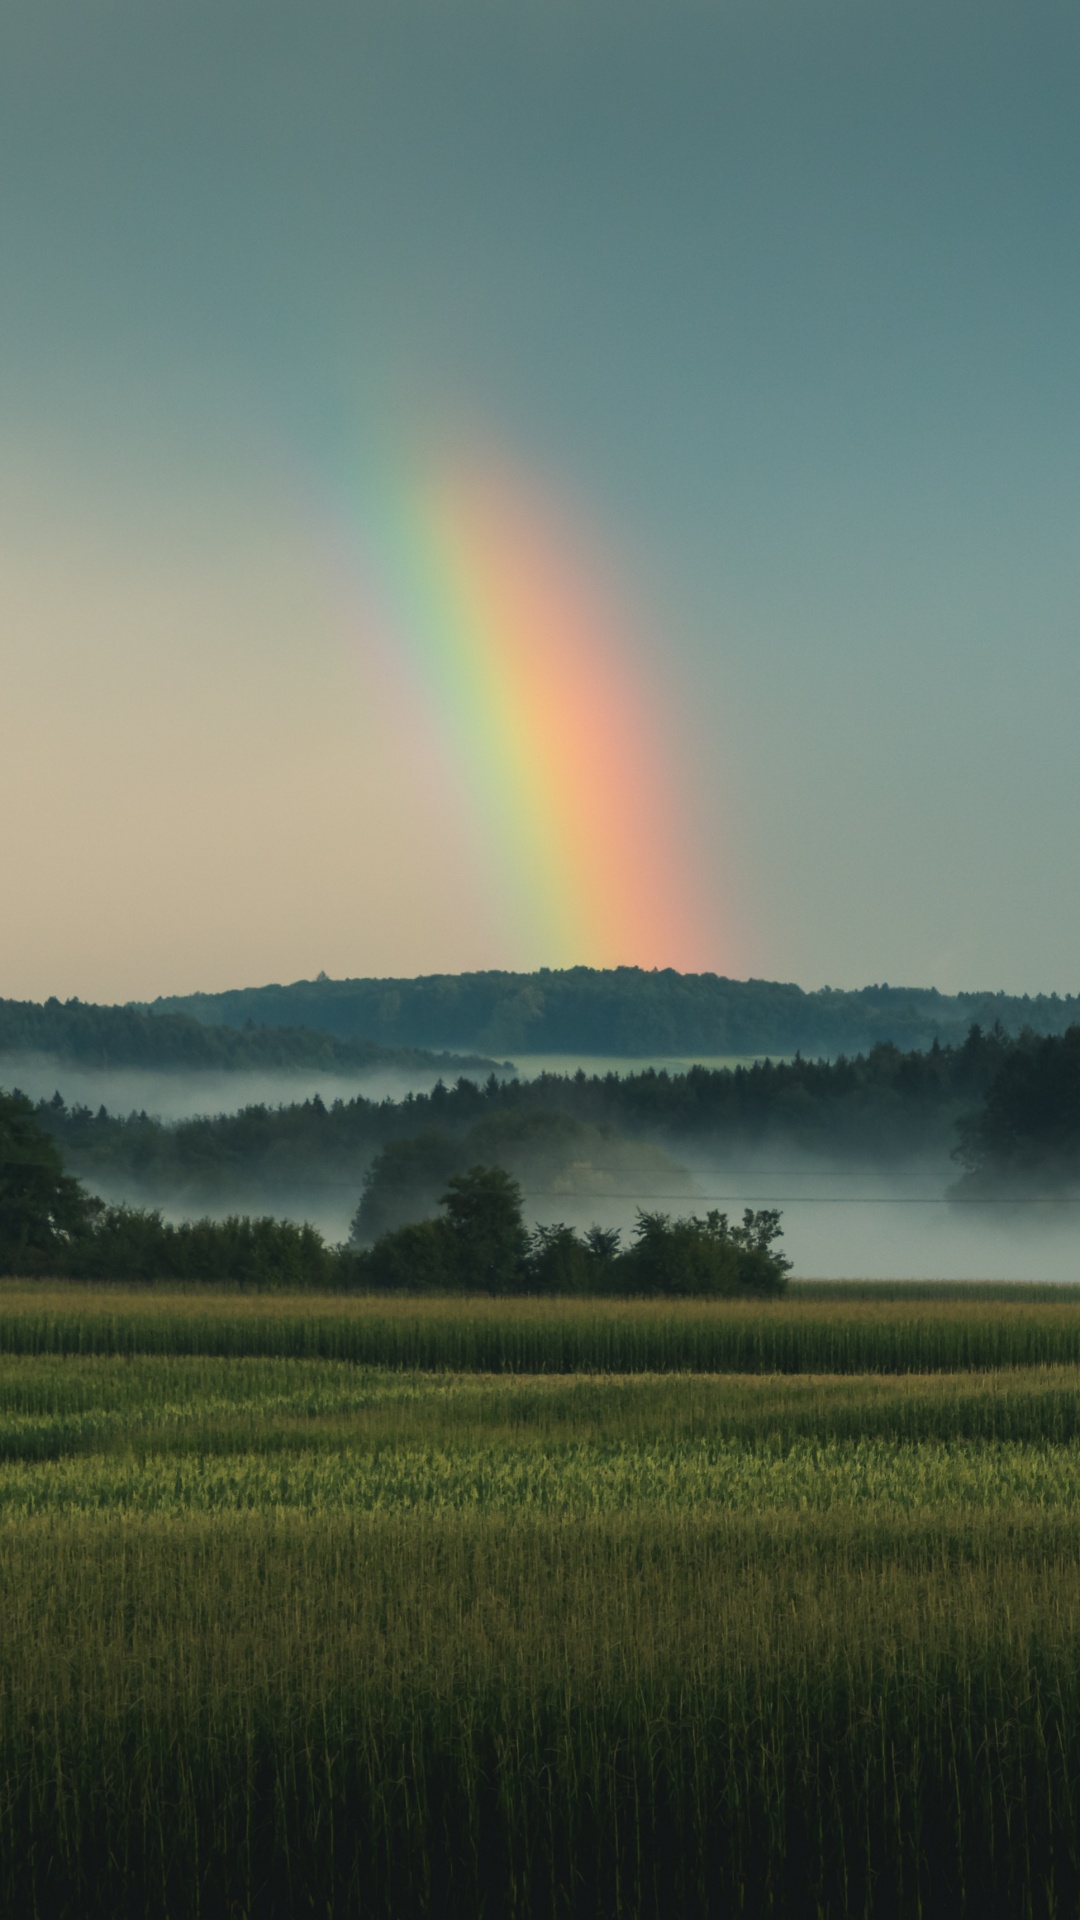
top-left (727, 1208), bottom-right (793, 1295)
top-left (0, 1089), bottom-right (100, 1272)
top-left (349, 1131), bottom-right (461, 1242)
top-left (618, 1207), bottom-right (789, 1297)
top-left (351, 1176), bottom-right (791, 1296)
top-left (619, 1210), bottom-right (742, 1296)
top-left (352, 1217), bottom-right (455, 1292)
top-left (66, 1206), bottom-right (337, 1287)
top-left (953, 1027), bottom-right (1080, 1193)
top-left (529, 1221), bottom-right (623, 1294)
top-left (440, 1165), bottom-right (529, 1292)
top-left (350, 1164), bottom-right (528, 1293)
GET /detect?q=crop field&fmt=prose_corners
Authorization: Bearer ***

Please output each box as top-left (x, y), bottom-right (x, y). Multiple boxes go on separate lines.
top-left (4, 1289), bottom-right (1080, 1915)
top-left (6, 1278), bottom-right (1080, 1369)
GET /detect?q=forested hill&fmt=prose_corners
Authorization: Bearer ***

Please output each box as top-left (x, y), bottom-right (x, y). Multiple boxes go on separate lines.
top-left (153, 966), bottom-right (1080, 1059)
top-left (0, 997), bottom-right (501, 1076)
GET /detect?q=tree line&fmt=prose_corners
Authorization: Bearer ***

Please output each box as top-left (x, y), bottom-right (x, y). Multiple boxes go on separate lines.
top-left (953, 1025), bottom-right (1080, 1195)
top-left (5, 1024), bottom-right (1080, 1284)
top-left (155, 965), bottom-right (1080, 1057)
top-left (353, 1166), bottom-right (790, 1297)
top-left (32, 1023), bottom-right (1018, 1218)
top-left (0, 995), bottom-right (500, 1075)
top-left (0, 1091), bottom-right (789, 1294)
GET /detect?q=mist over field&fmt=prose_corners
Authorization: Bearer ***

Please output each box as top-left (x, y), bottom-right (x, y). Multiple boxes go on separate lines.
top-left (263, 1166), bottom-right (1080, 1286)
top-left (0, 1057), bottom-right (478, 1245)
top-left (0, 1056), bottom-right (469, 1124)
top-left (681, 1154), bottom-right (1080, 1285)
top-left (482, 1149), bottom-right (1080, 1287)
top-left (17, 1046), bottom-right (1079, 1280)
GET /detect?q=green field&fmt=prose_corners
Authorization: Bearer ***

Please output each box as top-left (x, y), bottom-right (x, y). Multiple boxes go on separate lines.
top-left (5, 1287), bottom-right (1080, 1915)
top-left (7, 1279), bottom-right (1080, 1369)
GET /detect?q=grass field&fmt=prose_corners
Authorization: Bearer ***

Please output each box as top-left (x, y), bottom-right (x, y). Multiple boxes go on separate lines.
top-left (4, 1286), bottom-right (1080, 1914)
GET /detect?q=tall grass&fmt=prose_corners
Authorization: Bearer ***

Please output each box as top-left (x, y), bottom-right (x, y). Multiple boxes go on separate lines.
top-left (5, 1280), bottom-right (1080, 1369)
top-left (6, 1432), bottom-right (1080, 1516)
top-left (2, 1317), bottom-right (1080, 1912)
top-left (6, 1353), bottom-right (1080, 1448)
top-left (1, 1510), bottom-right (1079, 1916)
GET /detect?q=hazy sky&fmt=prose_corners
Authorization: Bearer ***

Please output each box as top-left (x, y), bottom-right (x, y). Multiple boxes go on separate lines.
top-left (3, 0), bottom-right (1078, 1002)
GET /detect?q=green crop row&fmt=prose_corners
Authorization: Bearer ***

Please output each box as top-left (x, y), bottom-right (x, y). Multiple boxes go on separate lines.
top-left (10, 1354), bottom-right (1080, 1449)
top-left (4, 1432), bottom-right (1080, 1516)
top-left (6, 1280), bottom-right (1080, 1369)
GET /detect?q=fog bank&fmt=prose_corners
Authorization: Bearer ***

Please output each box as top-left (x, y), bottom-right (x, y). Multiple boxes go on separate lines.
top-left (507, 1154), bottom-right (1080, 1285)
top-left (9, 1056), bottom-right (1080, 1281)
top-left (0, 1057), bottom-right (465, 1121)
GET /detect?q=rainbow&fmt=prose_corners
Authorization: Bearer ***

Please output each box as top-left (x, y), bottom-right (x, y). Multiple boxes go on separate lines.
top-left (347, 444), bottom-right (722, 972)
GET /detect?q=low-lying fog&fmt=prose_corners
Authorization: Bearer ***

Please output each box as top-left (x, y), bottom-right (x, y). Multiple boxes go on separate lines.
top-left (1, 1054), bottom-right (763, 1125)
top-left (0, 1057), bottom-right (472, 1120)
top-left (510, 1054), bottom-right (765, 1079)
top-left (85, 1152), bottom-right (1080, 1286)
top-left (525, 1153), bottom-right (1080, 1285)
top-left (8, 1056), bottom-right (1080, 1283)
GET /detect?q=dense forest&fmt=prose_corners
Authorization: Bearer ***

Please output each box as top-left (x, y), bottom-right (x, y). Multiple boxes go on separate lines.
top-left (0, 996), bottom-right (501, 1075)
top-left (9, 973), bottom-right (1079, 1081)
top-left (154, 966), bottom-right (1080, 1057)
top-left (954, 1026), bottom-right (1080, 1195)
top-left (25, 1023), bottom-right (1026, 1223)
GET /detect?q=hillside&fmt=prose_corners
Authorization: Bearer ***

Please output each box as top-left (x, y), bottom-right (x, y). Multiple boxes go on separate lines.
top-left (0, 997), bottom-right (502, 1077)
top-left (153, 966), bottom-right (1080, 1058)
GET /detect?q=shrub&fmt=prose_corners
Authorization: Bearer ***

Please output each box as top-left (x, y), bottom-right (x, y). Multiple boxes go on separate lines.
top-left (618, 1210), bottom-right (745, 1297)
top-left (352, 1218), bottom-right (456, 1292)
top-left (63, 1206), bottom-right (336, 1289)
top-left (528, 1222), bottom-right (622, 1295)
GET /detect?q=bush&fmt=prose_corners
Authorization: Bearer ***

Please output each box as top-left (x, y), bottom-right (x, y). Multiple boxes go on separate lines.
top-left (529, 1223), bottom-right (622, 1295)
top-left (352, 1218), bottom-right (456, 1293)
top-left (63, 1206), bottom-right (337, 1289)
top-left (353, 1168), bottom-right (791, 1297)
top-left (618, 1210), bottom-right (745, 1297)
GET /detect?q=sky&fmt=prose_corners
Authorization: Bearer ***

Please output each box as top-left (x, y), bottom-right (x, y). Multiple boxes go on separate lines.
top-left (2, 0), bottom-right (1078, 1004)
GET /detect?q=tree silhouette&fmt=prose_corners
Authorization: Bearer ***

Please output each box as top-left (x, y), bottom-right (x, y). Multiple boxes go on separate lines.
top-left (0, 1089), bottom-right (99, 1271)
top-left (439, 1165), bottom-right (529, 1292)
